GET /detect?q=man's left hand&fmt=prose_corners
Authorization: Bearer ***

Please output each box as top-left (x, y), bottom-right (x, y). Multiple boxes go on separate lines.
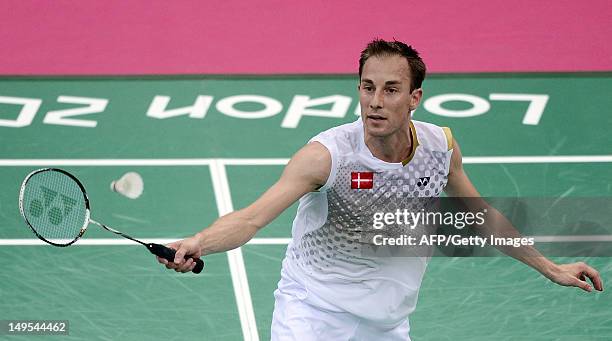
top-left (547, 262), bottom-right (604, 292)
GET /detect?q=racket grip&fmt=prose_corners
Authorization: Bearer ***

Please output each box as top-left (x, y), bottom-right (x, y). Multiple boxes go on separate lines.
top-left (147, 243), bottom-right (204, 274)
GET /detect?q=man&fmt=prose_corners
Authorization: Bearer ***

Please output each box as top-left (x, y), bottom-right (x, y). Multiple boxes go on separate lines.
top-left (157, 39), bottom-right (603, 340)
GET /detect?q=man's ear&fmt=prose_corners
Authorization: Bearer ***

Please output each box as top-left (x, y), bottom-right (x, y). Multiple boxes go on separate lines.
top-left (410, 88), bottom-right (423, 110)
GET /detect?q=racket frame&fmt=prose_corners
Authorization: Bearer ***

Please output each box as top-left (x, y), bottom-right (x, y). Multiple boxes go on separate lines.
top-left (19, 168), bottom-right (91, 247)
top-left (18, 168), bottom-right (205, 273)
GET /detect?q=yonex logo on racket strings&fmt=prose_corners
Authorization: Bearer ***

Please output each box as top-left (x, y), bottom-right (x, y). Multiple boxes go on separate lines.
top-left (29, 186), bottom-right (77, 225)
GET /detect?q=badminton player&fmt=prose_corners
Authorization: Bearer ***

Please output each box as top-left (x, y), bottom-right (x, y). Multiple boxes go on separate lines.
top-left (157, 39), bottom-right (603, 340)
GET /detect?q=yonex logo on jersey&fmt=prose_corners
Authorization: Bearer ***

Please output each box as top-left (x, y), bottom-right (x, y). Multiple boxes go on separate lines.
top-left (351, 172), bottom-right (374, 189)
top-left (417, 177), bottom-right (430, 188)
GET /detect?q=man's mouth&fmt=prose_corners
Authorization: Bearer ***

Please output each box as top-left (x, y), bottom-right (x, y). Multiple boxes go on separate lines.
top-left (367, 114), bottom-right (386, 121)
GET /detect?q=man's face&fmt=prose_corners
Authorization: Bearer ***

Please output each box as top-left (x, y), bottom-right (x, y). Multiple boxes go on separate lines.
top-left (358, 55), bottom-right (422, 137)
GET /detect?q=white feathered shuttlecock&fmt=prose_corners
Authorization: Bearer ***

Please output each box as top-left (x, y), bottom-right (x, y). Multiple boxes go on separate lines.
top-left (111, 172), bottom-right (144, 199)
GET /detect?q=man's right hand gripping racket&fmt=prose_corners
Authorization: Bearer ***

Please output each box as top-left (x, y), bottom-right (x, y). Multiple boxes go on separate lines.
top-left (18, 168), bottom-right (204, 274)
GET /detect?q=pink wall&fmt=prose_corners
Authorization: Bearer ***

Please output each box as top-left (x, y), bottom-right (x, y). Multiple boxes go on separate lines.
top-left (2, 0), bottom-right (611, 75)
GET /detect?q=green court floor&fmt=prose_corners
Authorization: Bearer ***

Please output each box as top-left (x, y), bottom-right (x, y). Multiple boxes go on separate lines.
top-left (0, 73), bottom-right (610, 340)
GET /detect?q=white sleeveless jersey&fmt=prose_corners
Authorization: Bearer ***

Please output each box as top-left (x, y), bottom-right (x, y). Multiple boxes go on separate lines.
top-left (280, 118), bottom-right (454, 326)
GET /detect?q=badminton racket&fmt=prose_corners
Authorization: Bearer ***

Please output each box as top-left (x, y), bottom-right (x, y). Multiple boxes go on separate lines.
top-left (18, 168), bottom-right (204, 273)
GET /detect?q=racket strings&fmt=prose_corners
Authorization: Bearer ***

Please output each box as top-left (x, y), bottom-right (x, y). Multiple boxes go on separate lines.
top-left (21, 170), bottom-right (88, 242)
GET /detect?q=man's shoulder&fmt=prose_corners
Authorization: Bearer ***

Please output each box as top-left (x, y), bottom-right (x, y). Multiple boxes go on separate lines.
top-left (310, 119), bottom-right (362, 150)
top-left (412, 119), bottom-right (443, 132)
top-left (320, 119), bottom-right (362, 137)
top-left (412, 119), bottom-right (453, 152)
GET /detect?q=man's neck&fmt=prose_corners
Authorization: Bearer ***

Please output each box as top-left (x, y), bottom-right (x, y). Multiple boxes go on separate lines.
top-left (364, 124), bottom-right (413, 163)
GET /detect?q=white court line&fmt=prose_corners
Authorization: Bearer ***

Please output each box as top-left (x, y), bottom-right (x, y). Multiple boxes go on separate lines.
top-left (1, 236), bottom-right (611, 246)
top-left (210, 160), bottom-right (260, 341)
top-left (0, 159), bottom-right (212, 166)
top-left (462, 155), bottom-right (612, 164)
top-left (222, 159), bottom-right (290, 166)
top-left (532, 235), bottom-right (612, 242)
top-left (0, 238), bottom-right (293, 246)
top-left (248, 238), bottom-right (293, 245)
top-left (1, 155), bottom-right (612, 167)
top-left (0, 238), bottom-right (180, 246)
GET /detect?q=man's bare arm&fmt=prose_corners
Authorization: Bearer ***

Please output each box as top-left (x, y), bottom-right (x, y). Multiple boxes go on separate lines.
top-left (159, 141), bottom-right (331, 272)
top-left (444, 138), bottom-right (603, 292)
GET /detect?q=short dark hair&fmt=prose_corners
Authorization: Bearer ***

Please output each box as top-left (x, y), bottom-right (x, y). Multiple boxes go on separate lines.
top-left (359, 39), bottom-right (426, 91)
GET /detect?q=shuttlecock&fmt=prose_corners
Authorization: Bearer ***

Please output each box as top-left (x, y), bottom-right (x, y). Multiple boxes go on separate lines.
top-left (111, 172), bottom-right (144, 199)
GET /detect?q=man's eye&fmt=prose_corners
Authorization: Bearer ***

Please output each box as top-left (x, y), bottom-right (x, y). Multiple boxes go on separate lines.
top-left (386, 88), bottom-right (398, 93)
top-left (363, 86), bottom-right (374, 91)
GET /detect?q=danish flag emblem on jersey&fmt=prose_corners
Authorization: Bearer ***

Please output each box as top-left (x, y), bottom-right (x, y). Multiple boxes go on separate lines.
top-left (351, 172), bottom-right (374, 189)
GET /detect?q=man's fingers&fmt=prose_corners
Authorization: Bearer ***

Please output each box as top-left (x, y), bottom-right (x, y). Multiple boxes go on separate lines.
top-left (581, 267), bottom-right (604, 291)
top-left (173, 245), bottom-right (188, 264)
top-left (157, 238), bottom-right (202, 273)
top-left (572, 277), bottom-right (592, 292)
top-left (594, 276), bottom-right (604, 291)
top-left (174, 258), bottom-right (194, 273)
top-left (181, 258), bottom-right (193, 270)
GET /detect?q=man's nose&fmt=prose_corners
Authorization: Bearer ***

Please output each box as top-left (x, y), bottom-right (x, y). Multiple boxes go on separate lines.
top-left (369, 90), bottom-right (384, 109)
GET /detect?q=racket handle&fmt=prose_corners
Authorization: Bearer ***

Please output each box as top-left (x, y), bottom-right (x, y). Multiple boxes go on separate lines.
top-left (147, 243), bottom-right (204, 274)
